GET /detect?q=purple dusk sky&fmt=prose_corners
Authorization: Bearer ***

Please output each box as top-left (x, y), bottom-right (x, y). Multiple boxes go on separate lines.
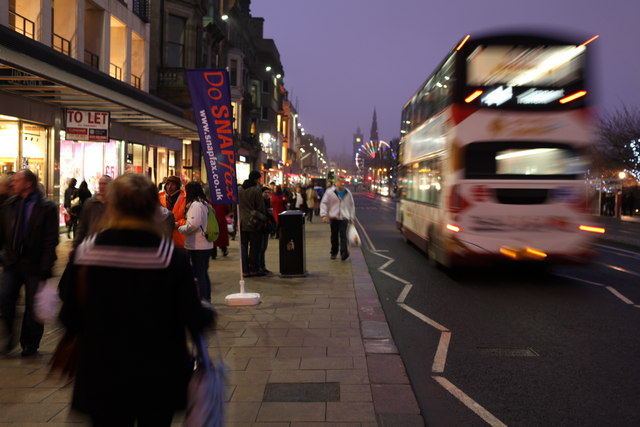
top-left (250, 0), bottom-right (639, 161)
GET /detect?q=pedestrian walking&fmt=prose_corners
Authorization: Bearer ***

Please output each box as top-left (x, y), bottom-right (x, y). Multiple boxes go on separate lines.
top-left (0, 169), bottom-right (59, 356)
top-left (305, 184), bottom-right (318, 223)
top-left (73, 175), bottom-right (112, 247)
top-left (320, 176), bottom-right (356, 261)
top-left (211, 204), bottom-right (231, 259)
top-left (159, 175), bottom-right (186, 248)
top-left (56, 173), bottom-right (214, 426)
top-left (238, 170), bottom-right (266, 276)
top-left (64, 178), bottom-right (79, 238)
top-left (178, 182), bottom-right (214, 302)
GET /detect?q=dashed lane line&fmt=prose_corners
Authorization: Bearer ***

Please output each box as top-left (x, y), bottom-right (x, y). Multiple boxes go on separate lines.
top-left (555, 274), bottom-right (638, 307)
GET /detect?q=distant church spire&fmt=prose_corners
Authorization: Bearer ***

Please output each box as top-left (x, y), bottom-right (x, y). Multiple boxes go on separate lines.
top-left (370, 108), bottom-right (379, 142)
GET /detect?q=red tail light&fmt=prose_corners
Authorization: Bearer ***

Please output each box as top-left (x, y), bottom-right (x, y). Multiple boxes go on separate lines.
top-left (448, 185), bottom-right (471, 214)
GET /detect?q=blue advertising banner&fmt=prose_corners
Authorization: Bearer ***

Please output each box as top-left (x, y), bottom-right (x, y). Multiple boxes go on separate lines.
top-left (185, 69), bottom-right (238, 204)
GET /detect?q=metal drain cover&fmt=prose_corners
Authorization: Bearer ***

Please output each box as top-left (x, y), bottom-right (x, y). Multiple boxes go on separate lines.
top-left (263, 382), bottom-right (340, 402)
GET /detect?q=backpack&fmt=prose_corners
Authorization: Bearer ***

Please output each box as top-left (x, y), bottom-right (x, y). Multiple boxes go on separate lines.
top-left (201, 205), bottom-right (219, 242)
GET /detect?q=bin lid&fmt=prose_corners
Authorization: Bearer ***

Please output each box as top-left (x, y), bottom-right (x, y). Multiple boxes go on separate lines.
top-left (279, 210), bottom-right (305, 216)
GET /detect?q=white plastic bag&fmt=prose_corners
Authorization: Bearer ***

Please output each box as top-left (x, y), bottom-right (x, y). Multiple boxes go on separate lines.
top-left (347, 223), bottom-right (361, 246)
top-left (34, 278), bottom-right (59, 324)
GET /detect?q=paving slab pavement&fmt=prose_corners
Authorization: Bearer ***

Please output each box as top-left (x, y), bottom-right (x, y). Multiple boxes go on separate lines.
top-left (0, 221), bottom-right (424, 426)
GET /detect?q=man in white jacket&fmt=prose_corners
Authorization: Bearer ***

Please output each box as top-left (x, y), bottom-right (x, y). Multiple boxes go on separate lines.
top-left (320, 176), bottom-right (356, 260)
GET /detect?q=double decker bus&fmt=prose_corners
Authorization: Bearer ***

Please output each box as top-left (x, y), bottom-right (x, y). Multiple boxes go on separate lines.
top-left (396, 31), bottom-right (604, 268)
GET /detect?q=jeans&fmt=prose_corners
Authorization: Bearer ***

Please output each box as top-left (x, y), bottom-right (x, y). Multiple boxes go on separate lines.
top-left (0, 270), bottom-right (43, 351)
top-left (240, 230), bottom-right (264, 274)
top-left (329, 219), bottom-right (349, 257)
top-left (188, 250), bottom-right (211, 301)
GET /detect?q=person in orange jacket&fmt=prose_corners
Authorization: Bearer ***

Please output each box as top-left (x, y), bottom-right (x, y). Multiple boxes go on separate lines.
top-left (158, 175), bottom-right (186, 248)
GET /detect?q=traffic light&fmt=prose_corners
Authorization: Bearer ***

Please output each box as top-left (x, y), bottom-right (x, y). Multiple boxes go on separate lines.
top-left (328, 171), bottom-right (334, 182)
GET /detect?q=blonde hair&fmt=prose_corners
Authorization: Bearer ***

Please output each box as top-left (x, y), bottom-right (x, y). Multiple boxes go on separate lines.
top-left (99, 174), bottom-right (161, 234)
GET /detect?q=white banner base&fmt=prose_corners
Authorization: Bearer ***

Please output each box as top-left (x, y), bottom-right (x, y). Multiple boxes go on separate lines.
top-left (225, 292), bottom-right (261, 306)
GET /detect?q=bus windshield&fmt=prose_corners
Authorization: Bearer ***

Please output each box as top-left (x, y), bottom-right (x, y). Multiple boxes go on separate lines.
top-left (466, 45), bottom-right (585, 87)
top-left (464, 141), bottom-right (588, 179)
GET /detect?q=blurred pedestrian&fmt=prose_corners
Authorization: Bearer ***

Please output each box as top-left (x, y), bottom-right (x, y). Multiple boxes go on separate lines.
top-left (0, 169), bottom-right (59, 356)
top-left (238, 171), bottom-right (266, 276)
top-left (73, 176), bottom-right (112, 247)
top-left (270, 184), bottom-right (288, 238)
top-left (178, 182), bottom-right (214, 302)
top-left (64, 178), bottom-right (79, 238)
top-left (305, 184), bottom-right (318, 223)
top-left (211, 204), bottom-right (231, 259)
top-left (294, 184), bottom-right (306, 214)
top-left (56, 173), bottom-right (213, 426)
top-left (159, 175), bottom-right (186, 248)
top-left (320, 176), bottom-right (356, 261)
top-left (78, 180), bottom-right (92, 205)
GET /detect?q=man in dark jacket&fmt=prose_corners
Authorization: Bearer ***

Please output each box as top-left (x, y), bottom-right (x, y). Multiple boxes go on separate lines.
top-left (238, 170), bottom-right (267, 276)
top-left (0, 169), bottom-right (59, 356)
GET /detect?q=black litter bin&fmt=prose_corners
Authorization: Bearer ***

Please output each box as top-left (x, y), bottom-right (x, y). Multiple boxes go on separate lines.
top-left (278, 210), bottom-right (307, 277)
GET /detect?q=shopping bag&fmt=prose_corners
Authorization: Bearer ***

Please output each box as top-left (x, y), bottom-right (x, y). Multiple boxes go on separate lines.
top-left (185, 333), bottom-right (227, 427)
top-left (347, 223), bottom-right (361, 246)
top-left (34, 278), bottom-right (59, 324)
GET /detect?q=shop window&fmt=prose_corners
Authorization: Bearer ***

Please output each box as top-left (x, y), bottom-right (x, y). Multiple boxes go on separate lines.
top-left (21, 123), bottom-right (47, 179)
top-left (126, 142), bottom-right (145, 174)
top-left (0, 121), bottom-right (19, 173)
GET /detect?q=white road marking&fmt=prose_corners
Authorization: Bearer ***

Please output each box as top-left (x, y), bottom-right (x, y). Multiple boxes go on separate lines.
top-left (398, 303), bottom-right (449, 332)
top-left (432, 331), bottom-right (452, 373)
top-left (433, 376), bottom-right (509, 427)
top-left (605, 286), bottom-right (635, 305)
top-left (354, 217), bottom-right (377, 252)
top-left (396, 284), bottom-right (413, 304)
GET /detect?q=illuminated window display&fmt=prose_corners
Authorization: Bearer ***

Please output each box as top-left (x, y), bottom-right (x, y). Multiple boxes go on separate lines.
top-left (0, 117), bottom-right (49, 181)
top-left (60, 138), bottom-right (122, 197)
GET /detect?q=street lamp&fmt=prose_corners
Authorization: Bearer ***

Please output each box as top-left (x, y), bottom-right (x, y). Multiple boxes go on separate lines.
top-left (619, 171), bottom-right (627, 180)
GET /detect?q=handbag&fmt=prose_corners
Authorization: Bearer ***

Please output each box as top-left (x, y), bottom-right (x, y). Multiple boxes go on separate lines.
top-left (347, 223), bottom-right (361, 246)
top-left (185, 333), bottom-right (227, 427)
top-left (34, 278), bottom-right (59, 324)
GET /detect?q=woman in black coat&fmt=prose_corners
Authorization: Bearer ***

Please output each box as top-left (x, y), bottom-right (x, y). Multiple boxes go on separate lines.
top-left (57, 174), bottom-right (214, 427)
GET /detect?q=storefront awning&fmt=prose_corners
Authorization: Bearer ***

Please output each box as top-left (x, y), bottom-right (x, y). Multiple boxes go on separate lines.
top-left (0, 26), bottom-right (199, 141)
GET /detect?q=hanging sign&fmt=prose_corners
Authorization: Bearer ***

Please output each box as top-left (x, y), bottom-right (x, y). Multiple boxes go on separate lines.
top-left (65, 109), bottom-right (110, 141)
top-left (185, 69), bottom-right (238, 204)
